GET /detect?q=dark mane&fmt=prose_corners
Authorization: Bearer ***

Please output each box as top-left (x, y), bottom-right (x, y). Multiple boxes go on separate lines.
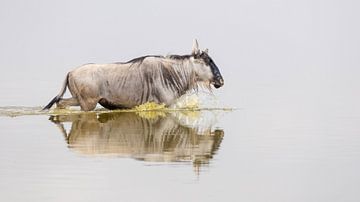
top-left (168, 54), bottom-right (192, 60)
top-left (114, 54), bottom-right (192, 65)
top-left (114, 55), bottom-right (164, 64)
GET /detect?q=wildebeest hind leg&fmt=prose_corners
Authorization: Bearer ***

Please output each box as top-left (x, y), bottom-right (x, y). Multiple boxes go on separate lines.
top-left (78, 98), bottom-right (98, 111)
top-left (56, 97), bottom-right (80, 109)
top-left (99, 98), bottom-right (128, 110)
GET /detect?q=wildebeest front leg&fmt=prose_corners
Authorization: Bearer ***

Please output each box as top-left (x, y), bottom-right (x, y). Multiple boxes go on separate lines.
top-left (56, 97), bottom-right (80, 109)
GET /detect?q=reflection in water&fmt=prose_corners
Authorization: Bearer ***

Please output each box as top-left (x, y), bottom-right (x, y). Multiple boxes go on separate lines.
top-left (49, 111), bottom-right (224, 170)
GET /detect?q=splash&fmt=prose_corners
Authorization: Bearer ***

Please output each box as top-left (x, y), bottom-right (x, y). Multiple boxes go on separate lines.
top-left (172, 91), bottom-right (223, 109)
top-left (0, 106), bottom-right (45, 117)
top-left (172, 93), bottom-right (200, 109)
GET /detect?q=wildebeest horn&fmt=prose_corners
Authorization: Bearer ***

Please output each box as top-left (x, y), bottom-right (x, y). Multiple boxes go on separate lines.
top-left (191, 39), bottom-right (200, 55)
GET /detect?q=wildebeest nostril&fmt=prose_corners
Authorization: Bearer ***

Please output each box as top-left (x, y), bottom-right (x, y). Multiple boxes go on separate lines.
top-left (219, 78), bottom-right (224, 85)
top-left (213, 77), bottom-right (224, 89)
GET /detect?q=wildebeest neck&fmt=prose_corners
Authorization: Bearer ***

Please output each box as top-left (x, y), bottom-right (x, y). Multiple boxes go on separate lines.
top-left (158, 59), bottom-right (196, 95)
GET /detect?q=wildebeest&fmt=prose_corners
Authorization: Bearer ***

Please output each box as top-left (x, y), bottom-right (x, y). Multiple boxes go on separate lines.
top-left (43, 40), bottom-right (224, 111)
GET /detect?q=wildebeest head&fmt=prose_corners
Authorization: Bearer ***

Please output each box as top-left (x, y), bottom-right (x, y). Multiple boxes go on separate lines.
top-left (190, 39), bottom-right (224, 88)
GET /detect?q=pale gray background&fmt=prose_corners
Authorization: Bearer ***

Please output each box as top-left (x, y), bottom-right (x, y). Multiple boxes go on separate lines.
top-left (1, 0), bottom-right (360, 202)
top-left (0, 0), bottom-right (358, 108)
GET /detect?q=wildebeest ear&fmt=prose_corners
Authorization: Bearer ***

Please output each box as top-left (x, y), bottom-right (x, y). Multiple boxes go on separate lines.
top-left (204, 48), bottom-right (209, 54)
top-left (191, 39), bottom-right (200, 55)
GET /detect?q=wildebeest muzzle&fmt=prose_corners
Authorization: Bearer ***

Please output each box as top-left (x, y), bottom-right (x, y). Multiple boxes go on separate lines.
top-left (210, 62), bottom-right (224, 89)
top-left (213, 76), bottom-right (224, 88)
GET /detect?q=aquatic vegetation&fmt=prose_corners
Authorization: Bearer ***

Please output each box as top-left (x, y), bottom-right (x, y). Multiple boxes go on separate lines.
top-left (134, 102), bottom-right (166, 111)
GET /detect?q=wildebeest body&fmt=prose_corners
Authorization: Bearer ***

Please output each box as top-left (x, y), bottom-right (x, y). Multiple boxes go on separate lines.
top-left (68, 57), bottom-right (196, 110)
top-left (43, 40), bottom-right (224, 111)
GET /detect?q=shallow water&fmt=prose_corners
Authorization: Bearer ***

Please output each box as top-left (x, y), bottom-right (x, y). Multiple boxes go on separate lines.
top-left (1, 105), bottom-right (360, 202)
top-left (0, 107), bottom-right (229, 201)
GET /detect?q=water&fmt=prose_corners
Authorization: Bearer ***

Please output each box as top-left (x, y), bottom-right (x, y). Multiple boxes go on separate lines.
top-left (1, 103), bottom-right (359, 202)
top-left (0, 108), bottom-right (228, 201)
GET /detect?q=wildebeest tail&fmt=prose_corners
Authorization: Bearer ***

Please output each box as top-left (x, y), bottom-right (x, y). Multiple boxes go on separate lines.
top-left (42, 73), bottom-right (69, 110)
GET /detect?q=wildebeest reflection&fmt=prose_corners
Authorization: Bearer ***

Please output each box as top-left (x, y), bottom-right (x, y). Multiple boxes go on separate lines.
top-left (50, 112), bottom-right (223, 166)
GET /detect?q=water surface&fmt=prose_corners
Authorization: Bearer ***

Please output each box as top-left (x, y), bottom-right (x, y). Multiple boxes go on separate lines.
top-left (1, 105), bottom-right (359, 202)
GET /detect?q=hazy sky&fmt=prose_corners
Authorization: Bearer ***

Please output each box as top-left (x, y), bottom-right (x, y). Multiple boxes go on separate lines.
top-left (0, 0), bottom-right (359, 108)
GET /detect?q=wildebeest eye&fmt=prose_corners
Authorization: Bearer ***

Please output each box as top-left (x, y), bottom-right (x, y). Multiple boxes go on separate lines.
top-left (202, 56), bottom-right (211, 65)
top-left (206, 58), bottom-right (211, 64)
top-left (194, 53), bottom-right (201, 59)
